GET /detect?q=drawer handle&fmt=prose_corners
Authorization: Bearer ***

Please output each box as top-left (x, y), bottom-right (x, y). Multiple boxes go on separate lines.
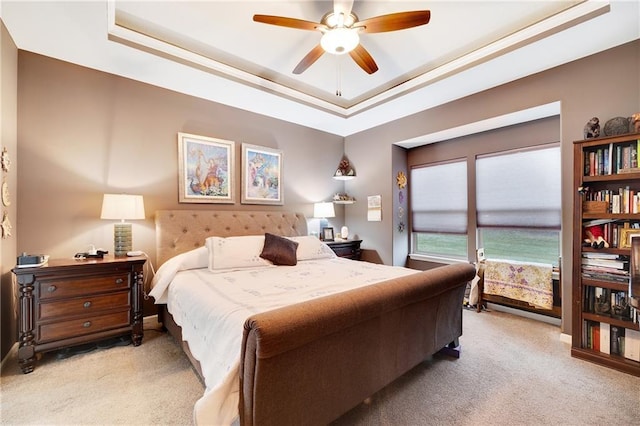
top-left (47, 285), bottom-right (57, 293)
top-left (83, 321), bottom-right (92, 328)
top-left (83, 301), bottom-right (92, 308)
top-left (115, 278), bottom-right (124, 285)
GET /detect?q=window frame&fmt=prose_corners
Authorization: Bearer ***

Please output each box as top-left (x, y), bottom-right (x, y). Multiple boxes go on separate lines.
top-left (409, 140), bottom-right (561, 265)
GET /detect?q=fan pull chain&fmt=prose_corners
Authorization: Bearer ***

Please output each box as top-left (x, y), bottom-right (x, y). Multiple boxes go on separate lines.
top-left (336, 58), bottom-right (342, 97)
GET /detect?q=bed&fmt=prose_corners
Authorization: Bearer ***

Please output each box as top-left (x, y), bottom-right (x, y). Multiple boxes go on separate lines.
top-left (150, 210), bottom-right (476, 425)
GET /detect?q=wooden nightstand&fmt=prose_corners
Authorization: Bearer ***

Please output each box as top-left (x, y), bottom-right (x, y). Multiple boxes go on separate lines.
top-left (12, 255), bottom-right (146, 373)
top-left (325, 240), bottom-right (362, 260)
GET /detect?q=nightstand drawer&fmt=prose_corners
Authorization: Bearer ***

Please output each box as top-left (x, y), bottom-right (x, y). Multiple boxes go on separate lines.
top-left (39, 291), bottom-right (131, 320)
top-left (38, 310), bottom-right (131, 342)
top-left (331, 246), bottom-right (358, 257)
top-left (38, 273), bottom-right (130, 300)
top-left (326, 240), bottom-right (362, 260)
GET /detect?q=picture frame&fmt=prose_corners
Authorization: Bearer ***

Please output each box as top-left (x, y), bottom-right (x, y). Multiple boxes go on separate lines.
top-left (241, 143), bottom-right (283, 205)
top-left (177, 132), bottom-right (235, 204)
top-left (619, 227), bottom-right (640, 249)
top-left (322, 227), bottom-right (335, 242)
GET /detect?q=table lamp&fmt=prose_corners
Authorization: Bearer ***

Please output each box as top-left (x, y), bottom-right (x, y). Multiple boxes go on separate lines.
top-left (313, 201), bottom-right (335, 239)
top-left (100, 193), bottom-right (145, 256)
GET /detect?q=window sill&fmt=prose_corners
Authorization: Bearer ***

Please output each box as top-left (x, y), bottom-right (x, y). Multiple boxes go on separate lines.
top-left (408, 253), bottom-right (469, 265)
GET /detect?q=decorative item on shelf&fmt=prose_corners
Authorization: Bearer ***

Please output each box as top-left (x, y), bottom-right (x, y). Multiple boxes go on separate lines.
top-left (340, 226), bottom-right (349, 239)
top-left (583, 224), bottom-right (609, 249)
top-left (632, 113), bottom-right (640, 133)
top-left (603, 116), bottom-right (631, 136)
top-left (583, 117), bottom-right (600, 139)
top-left (333, 192), bottom-right (355, 204)
top-left (313, 201), bottom-right (335, 239)
top-left (100, 193), bottom-right (146, 256)
top-left (333, 155), bottom-right (356, 180)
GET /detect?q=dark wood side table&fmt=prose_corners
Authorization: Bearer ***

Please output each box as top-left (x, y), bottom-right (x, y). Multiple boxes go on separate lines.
top-left (12, 255), bottom-right (146, 373)
top-left (325, 239), bottom-right (362, 260)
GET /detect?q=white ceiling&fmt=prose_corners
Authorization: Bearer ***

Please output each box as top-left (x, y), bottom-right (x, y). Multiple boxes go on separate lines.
top-left (1, 1), bottom-right (639, 139)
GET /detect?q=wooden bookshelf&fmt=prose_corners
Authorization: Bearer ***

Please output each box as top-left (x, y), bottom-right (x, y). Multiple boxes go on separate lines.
top-left (572, 132), bottom-right (640, 377)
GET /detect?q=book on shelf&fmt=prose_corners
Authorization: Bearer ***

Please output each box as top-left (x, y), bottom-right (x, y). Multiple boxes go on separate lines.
top-left (581, 257), bottom-right (628, 270)
top-left (581, 271), bottom-right (629, 284)
top-left (582, 252), bottom-right (625, 260)
top-left (624, 329), bottom-right (640, 362)
top-left (600, 322), bottom-right (611, 354)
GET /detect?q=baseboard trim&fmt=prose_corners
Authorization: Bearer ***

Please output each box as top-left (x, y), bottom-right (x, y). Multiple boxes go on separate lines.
top-left (559, 333), bottom-right (572, 345)
top-left (487, 302), bottom-right (561, 326)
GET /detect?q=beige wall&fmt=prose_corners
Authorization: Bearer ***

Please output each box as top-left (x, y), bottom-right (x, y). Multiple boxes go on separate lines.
top-left (16, 52), bottom-right (346, 262)
top-left (1, 20), bottom-right (18, 361)
top-left (345, 40), bottom-right (640, 334)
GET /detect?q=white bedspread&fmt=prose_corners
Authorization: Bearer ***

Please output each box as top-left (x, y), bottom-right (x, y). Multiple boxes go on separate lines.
top-left (161, 258), bottom-right (417, 425)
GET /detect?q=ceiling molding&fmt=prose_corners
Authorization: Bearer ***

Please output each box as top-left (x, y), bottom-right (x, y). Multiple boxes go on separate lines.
top-left (107, 1), bottom-right (608, 118)
top-left (395, 102), bottom-right (562, 148)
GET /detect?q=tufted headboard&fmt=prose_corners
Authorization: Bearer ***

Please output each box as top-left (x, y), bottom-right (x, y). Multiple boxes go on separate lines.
top-left (155, 210), bottom-right (308, 266)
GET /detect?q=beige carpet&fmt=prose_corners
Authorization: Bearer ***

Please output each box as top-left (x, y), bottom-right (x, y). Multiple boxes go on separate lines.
top-left (1, 311), bottom-right (638, 425)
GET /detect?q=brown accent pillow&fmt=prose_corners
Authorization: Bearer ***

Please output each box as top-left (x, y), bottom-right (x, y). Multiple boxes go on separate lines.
top-left (260, 233), bottom-right (299, 266)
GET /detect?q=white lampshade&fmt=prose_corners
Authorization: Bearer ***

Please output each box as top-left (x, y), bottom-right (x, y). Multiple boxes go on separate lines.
top-left (314, 202), bottom-right (335, 218)
top-left (101, 194), bottom-right (145, 256)
top-left (321, 28), bottom-right (359, 55)
top-left (100, 194), bottom-right (145, 221)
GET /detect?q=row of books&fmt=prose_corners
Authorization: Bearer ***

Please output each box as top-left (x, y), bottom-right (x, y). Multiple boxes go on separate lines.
top-left (583, 186), bottom-right (640, 214)
top-left (583, 320), bottom-right (640, 361)
top-left (581, 252), bottom-right (630, 284)
top-left (584, 140), bottom-right (640, 176)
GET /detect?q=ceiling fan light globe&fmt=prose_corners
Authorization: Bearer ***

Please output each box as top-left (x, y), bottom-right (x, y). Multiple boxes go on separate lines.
top-left (321, 28), bottom-right (359, 55)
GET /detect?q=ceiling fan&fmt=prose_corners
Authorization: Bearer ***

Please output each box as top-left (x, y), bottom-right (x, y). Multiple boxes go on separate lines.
top-left (253, 0), bottom-right (431, 75)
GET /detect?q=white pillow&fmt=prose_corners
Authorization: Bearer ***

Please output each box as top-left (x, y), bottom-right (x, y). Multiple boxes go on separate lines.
top-left (205, 235), bottom-right (273, 271)
top-left (149, 246), bottom-right (208, 304)
top-left (289, 236), bottom-right (337, 260)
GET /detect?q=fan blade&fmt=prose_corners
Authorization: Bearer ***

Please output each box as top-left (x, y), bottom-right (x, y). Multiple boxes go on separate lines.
top-left (334, 0), bottom-right (354, 17)
top-left (253, 15), bottom-right (324, 31)
top-left (354, 11), bottom-right (431, 33)
top-left (293, 45), bottom-right (325, 74)
top-left (349, 44), bottom-right (378, 74)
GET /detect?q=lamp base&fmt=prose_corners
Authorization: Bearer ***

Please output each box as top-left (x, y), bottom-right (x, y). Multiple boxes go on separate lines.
top-left (113, 223), bottom-right (132, 257)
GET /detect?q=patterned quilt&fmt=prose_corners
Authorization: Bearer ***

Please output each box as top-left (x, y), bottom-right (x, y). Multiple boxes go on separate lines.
top-left (483, 259), bottom-right (553, 310)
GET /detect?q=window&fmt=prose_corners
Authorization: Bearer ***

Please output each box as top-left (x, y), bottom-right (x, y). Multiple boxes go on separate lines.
top-left (411, 160), bottom-right (468, 258)
top-left (476, 145), bottom-right (561, 265)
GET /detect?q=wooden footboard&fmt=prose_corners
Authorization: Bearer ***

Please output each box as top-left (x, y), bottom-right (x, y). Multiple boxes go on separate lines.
top-left (239, 263), bottom-right (476, 426)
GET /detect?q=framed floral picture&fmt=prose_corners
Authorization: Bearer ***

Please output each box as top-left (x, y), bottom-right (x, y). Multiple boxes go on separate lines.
top-left (241, 144), bottom-right (283, 205)
top-left (177, 132), bottom-right (235, 204)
